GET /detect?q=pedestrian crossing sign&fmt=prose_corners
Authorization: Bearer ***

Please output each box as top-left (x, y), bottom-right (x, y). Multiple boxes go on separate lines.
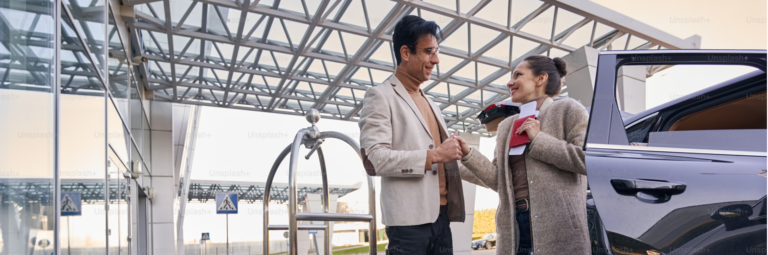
top-left (201, 232), bottom-right (210, 241)
top-left (216, 193), bottom-right (238, 214)
top-left (61, 192), bottom-right (82, 216)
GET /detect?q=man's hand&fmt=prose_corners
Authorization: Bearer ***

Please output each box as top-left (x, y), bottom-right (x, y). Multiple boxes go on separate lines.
top-left (431, 134), bottom-right (463, 163)
top-left (451, 132), bottom-right (471, 157)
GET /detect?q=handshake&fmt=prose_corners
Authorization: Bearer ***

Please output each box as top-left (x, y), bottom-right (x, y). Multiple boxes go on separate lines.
top-left (430, 131), bottom-right (472, 163)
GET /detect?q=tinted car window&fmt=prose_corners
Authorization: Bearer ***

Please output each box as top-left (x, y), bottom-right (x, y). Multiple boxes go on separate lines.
top-left (617, 64), bottom-right (765, 151)
top-left (625, 114), bottom-right (657, 143)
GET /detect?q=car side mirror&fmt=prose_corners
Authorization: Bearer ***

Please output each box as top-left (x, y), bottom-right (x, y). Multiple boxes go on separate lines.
top-left (711, 204), bottom-right (753, 231)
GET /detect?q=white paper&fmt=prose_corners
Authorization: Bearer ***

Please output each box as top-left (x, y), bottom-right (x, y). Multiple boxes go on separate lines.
top-left (519, 100), bottom-right (538, 117)
top-left (509, 101), bottom-right (539, 155)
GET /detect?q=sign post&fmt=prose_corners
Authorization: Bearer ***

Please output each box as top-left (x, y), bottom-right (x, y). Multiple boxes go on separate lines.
top-left (61, 192), bottom-right (81, 255)
top-left (216, 193), bottom-right (238, 255)
top-left (201, 232), bottom-right (210, 255)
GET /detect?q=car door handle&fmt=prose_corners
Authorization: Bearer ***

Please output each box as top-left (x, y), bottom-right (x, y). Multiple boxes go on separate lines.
top-left (610, 179), bottom-right (686, 196)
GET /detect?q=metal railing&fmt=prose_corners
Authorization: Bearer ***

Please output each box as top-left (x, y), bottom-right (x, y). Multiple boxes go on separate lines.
top-left (262, 109), bottom-right (377, 255)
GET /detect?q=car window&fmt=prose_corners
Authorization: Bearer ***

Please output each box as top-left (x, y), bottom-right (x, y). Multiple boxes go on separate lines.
top-left (616, 64), bottom-right (766, 152)
top-left (625, 113), bottom-right (658, 143)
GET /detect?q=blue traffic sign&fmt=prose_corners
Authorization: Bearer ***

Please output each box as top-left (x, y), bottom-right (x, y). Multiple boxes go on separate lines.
top-left (61, 192), bottom-right (82, 216)
top-left (216, 193), bottom-right (238, 214)
top-left (201, 232), bottom-right (210, 241)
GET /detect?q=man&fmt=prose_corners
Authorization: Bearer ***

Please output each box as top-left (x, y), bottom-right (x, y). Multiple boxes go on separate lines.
top-left (358, 15), bottom-right (485, 255)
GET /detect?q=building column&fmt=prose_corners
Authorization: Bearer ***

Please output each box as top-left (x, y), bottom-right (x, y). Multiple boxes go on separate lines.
top-left (149, 101), bottom-right (177, 255)
top-left (561, 46), bottom-right (599, 107)
top-left (616, 66), bottom-right (647, 114)
top-left (451, 132), bottom-right (480, 255)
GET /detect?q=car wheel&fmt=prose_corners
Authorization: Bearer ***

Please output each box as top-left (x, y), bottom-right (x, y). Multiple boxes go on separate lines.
top-left (485, 242), bottom-right (491, 249)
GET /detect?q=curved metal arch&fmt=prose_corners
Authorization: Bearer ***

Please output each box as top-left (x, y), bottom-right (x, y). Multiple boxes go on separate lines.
top-left (262, 129), bottom-right (376, 255)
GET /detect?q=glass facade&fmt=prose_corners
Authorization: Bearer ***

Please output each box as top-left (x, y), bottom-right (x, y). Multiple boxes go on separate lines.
top-left (0, 0), bottom-right (152, 254)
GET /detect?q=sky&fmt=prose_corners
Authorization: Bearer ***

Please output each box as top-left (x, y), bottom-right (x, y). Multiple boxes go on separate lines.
top-left (183, 0), bottom-right (766, 244)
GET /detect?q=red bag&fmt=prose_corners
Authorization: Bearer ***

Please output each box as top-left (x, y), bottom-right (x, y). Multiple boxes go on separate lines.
top-left (509, 115), bottom-right (536, 147)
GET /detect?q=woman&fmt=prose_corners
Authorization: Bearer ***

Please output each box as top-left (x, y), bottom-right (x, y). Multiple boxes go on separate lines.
top-left (457, 56), bottom-right (590, 255)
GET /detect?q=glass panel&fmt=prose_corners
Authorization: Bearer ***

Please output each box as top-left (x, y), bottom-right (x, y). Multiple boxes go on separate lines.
top-left (142, 109), bottom-right (151, 172)
top-left (118, 177), bottom-right (129, 255)
top-left (63, 0), bottom-right (107, 76)
top-left (131, 143), bottom-right (143, 187)
top-left (0, 0), bottom-right (56, 254)
top-left (108, 8), bottom-right (130, 119)
top-left (108, 98), bottom-right (130, 165)
top-left (0, 0), bottom-right (56, 92)
top-left (130, 75), bottom-right (144, 156)
top-left (61, 14), bottom-right (105, 95)
top-left (108, 150), bottom-right (130, 254)
top-left (0, 91), bottom-right (56, 254)
top-left (60, 91), bottom-right (107, 254)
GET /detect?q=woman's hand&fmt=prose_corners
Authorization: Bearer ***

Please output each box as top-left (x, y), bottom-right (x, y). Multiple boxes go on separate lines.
top-left (516, 118), bottom-right (541, 140)
top-left (451, 131), bottom-right (471, 157)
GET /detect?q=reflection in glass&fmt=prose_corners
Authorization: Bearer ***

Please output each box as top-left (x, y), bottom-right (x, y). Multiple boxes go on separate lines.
top-left (131, 76), bottom-right (144, 155)
top-left (0, 0), bottom-right (56, 92)
top-left (63, 0), bottom-right (106, 76)
top-left (61, 7), bottom-right (105, 96)
top-left (60, 92), bottom-right (108, 254)
top-left (109, 99), bottom-right (131, 165)
top-left (108, 8), bottom-right (131, 118)
top-left (0, 0), bottom-right (56, 254)
top-left (108, 151), bottom-right (130, 254)
top-left (142, 109), bottom-right (151, 170)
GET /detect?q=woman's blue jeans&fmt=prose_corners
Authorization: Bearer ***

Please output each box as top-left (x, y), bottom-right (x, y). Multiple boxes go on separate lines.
top-left (516, 211), bottom-right (532, 255)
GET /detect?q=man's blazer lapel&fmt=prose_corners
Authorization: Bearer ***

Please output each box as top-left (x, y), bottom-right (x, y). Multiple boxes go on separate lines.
top-left (390, 76), bottom-right (433, 139)
top-left (425, 96), bottom-right (450, 138)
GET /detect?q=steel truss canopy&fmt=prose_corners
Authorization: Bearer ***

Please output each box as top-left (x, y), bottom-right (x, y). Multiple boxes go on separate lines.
top-left (118, 0), bottom-right (697, 135)
top-left (185, 179), bottom-right (361, 204)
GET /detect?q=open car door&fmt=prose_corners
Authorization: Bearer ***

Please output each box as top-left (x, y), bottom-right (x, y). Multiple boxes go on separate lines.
top-left (585, 50), bottom-right (767, 255)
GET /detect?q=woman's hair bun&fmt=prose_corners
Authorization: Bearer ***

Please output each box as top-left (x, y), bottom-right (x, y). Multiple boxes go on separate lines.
top-left (552, 57), bottom-right (567, 78)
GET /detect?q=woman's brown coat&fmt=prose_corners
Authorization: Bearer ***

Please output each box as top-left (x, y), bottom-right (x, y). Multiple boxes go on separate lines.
top-left (460, 97), bottom-right (591, 255)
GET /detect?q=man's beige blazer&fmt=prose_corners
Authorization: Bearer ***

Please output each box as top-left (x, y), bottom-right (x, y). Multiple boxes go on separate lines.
top-left (358, 76), bottom-right (485, 226)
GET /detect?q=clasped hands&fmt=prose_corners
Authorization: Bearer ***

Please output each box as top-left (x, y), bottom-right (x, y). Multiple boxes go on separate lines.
top-left (431, 118), bottom-right (542, 163)
top-left (430, 131), bottom-right (472, 163)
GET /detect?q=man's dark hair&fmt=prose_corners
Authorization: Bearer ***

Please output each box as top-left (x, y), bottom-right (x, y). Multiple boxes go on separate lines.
top-left (392, 15), bottom-right (442, 66)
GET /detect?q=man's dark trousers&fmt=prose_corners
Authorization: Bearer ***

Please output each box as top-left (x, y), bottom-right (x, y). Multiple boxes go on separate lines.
top-left (385, 206), bottom-right (453, 255)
